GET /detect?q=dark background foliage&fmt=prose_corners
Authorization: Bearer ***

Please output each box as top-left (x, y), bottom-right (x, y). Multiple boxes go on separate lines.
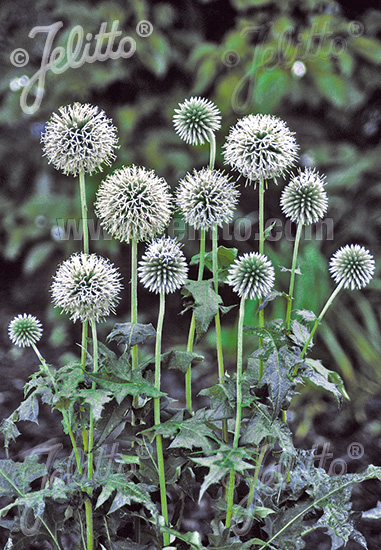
top-left (0, 0), bottom-right (380, 546)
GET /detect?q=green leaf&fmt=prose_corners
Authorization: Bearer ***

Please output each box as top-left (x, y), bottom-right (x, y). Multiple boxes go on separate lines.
top-left (362, 500), bottom-right (381, 520)
top-left (192, 444), bottom-right (256, 502)
top-left (303, 358), bottom-right (349, 404)
top-left (289, 319), bottom-right (311, 348)
top-left (94, 395), bottom-right (132, 449)
top-left (107, 322), bottom-right (156, 348)
top-left (258, 290), bottom-right (282, 312)
top-left (295, 309), bottom-right (317, 322)
top-left (0, 413), bottom-right (21, 451)
top-left (241, 404), bottom-right (295, 455)
top-left (94, 473), bottom-right (157, 517)
top-left (17, 394), bottom-right (39, 424)
top-left (182, 280), bottom-right (222, 340)
top-left (254, 68), bottom-right (291, 113)
top-left (191, 246), bottom-right (239, 283)
top-left (0, 455), bottom-right (46, 499)
top-left (169, 409), bottom-right (220, 451)
top-left (77, 388), bottom-right (113, 421)
top-left (162, 350), bottom-right (204, 374)
top-left (87, 372), bottom-right (164, 405)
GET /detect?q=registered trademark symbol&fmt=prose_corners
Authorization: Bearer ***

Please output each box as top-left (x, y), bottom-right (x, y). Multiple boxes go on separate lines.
top-left (136, 20), bottom-right (153, 38)
top-left (347, 442), bottom-right (364, 459)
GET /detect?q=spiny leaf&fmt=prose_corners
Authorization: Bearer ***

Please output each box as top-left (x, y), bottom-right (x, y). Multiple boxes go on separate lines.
top-left (163, 350), bottom-right (204, 373)
top-left (191, 246), bottom-right (239, 283)
top-left (77, 388), bottom-right (113, 421)
top-left (93, 395), bottom-right (132, 449)
top-left (169, 409), bottom-right (220, 451)
top-left (258, 290), bottom-right (282, 312)
top-left (302, 358), bottom-right (349, 405)
top-left (295, 309), bottom-right (317, 322)
top-left (289, 319), bottom-right (311, 348)
top-left (241, 404), bottom-right (295, 455)
top-left (87, 371), bottom-right (164, 405)
top-left (0, 455), bottom-right (46, 499)
top-left (107, 322), bottom-right (156, 348)
top-left (182, 280), bottom-right (222, 340)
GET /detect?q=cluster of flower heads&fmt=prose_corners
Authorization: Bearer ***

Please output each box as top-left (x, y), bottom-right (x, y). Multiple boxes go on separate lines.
top-left (176, 168), bottom-right (240, 230)
top-left (173, 97), bottom-right (221, 146)
top-left (41, 103), bottom-right (119, 176)
top-left (95, 165), bottom-right (172, 243)
top-left (223, 113), bottom-right (299, 183)
top-left (8, 99), bottom-right (375, 357)
top-left (51, 253), bottom-right (122, 323)
top-left (280, 168), bottom-right (328, 226)
top-left (138, 237), bottom-right (188, 294)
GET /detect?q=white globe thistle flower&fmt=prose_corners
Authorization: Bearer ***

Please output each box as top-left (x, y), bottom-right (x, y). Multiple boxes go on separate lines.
top-left (280, 168), bottom-right (328, 225)
top-left (227, 252), bottom-right (275, 300)
top-left (8, 314), bottom-right (42, 348)
top-left (329, 244), bottom-right (375, 290)
top-left (51, 253), bottom-right (122, 323)
top-left (173, 97), bottom-right (221, 145)
top-left (95, 165), bottom-right (173, 243)
top-left (176, 168), bottom-right (240, 230)
top-left (138, 237), bottom-right (188, 294)
top-left (223, 114), bottom-right (299, 183)
top-left (41, 103), bottom-right (119, 176)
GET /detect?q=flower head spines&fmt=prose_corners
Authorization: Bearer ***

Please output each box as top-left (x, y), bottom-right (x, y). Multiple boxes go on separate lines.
top-left (173, 97), bottom-right (221, 146)
top-left (227, 252), bottom-right (275, 300)
top-left (8, 314), bottom-right (43, 348)
top-left (95, 165), bottom-right (172, 244)
top-left (176, 168), bottom-right (240, 230)
top-left (223, 114), bottom-right (299, 183)
top-left (138, 237), bottom-right (188, 294)
top-left (41, 103), bottom-right (119, 176)
top-left (51, 253), bottom-right (122, 323)
top-left (329, 244), bottom-right (375, 290)
top-left (280, 168), bottom-right (328, 225)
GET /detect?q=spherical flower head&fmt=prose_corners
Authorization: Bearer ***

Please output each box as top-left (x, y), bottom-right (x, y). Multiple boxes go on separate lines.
top-left (95, 165), bottom-right (173, 243)
top-left (51, 253), bottom-right (122, 323)
top-left (173, 97), bottom-right (221, 146)
top-left (41, 103), bottom-right (119, 176)
top-left (280, 168), bottom-right (328, 225)
top-left (223, 114), bottom-right (299, 183)
top-left (138, 237), bottom-right (188, 294)
top-left (8, 314), bottom-right (42, 348)
top-left (176, 168), bottom-right (240, 230)
top-left (227, 252), bottom-right (275, 300)
top-left (329, 244), bottom-right (375, 290)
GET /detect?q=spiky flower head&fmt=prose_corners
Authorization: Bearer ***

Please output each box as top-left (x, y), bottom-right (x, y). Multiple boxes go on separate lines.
top-left (95, 165), bottom-right (173, 243)
top-left (51, 253), bottom-right (122, 323)
top-left (8, 314), bottom-right (43, 348)
top-left (41, 103), bottom-right (119, 176)
top-left (173, 97), bottom-right (221, 146)
top-left (227, 252), bottom-right (275, 300)
top-left (223, 114), bottom-right (299, 183)
top-left (138, 237), bottom-right (188, 294)
top-left (280, 169), bottom-right (328, 225)
top-left (329, 244), bottom-right (375, 290)
top-left (176, 168), bottom-right (240, 230)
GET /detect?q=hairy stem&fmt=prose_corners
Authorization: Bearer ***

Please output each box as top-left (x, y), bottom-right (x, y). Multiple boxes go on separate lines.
top-left (154, 293), bottom-right (170, 546)
top-left (285, 223), bottom-right (303, 330)
top-left (225, 296), bottom-right (246, 529)
top-left (208, 131), bottom-right (216, 170)
top-left (185, 227), bottom-right (206, 413)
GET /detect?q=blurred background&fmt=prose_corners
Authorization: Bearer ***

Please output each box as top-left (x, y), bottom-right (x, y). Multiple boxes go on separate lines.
top-left (0, 1), bottom-right (381, 542)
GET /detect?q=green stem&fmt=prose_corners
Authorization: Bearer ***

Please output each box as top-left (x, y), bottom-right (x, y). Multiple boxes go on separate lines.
top-left (258, 178), bottom-right (265, 380)
top-left (212, 225), bottom-right (227, 442)
top-left (185, 228), bottom-right (206, 413)
top-left (154, 293), bottom-right (170, 546)
top-left (285, 223), bottom-right (303, 330)
top-left (299, 280), bottom-right (345, 361)
top-left (78, 171), bottom-right (89, 255)
top-left (85, 320), bottom-right (98, 550)
top-left (131, 238), bottom-right (138, 371)
top-left (208, 131), bottom-right (216, 170)
top-left (225, 296), bottom-right (246, 529)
